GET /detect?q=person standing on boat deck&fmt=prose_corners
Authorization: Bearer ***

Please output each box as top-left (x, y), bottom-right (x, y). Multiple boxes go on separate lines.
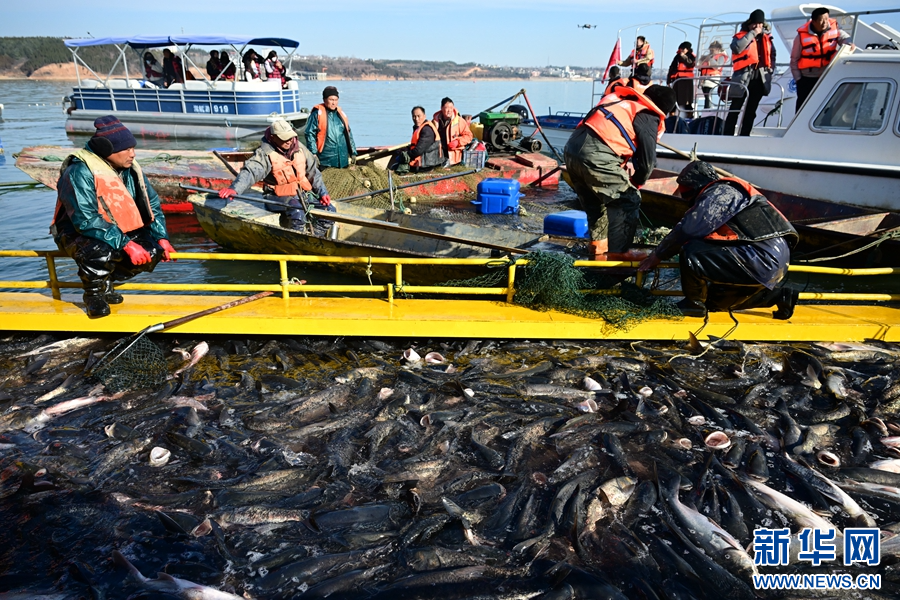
top-left (162, 48), bottom-right (185, 87)
top-left (618, 36), bottom-right (655, 70)
top-left (698, 41), bottom-right (729, 109)
top-left (724, 9), bottom-right (776, 136)
top-left (51, 116), bottom-right (174, 319)
top-left (306, 86), bottom-right (357, 169)
top-left (392, 106), bottom-right (443, 173)
top-left (603, 66), bottom-right (625, 96)
top-left (791, 7), bottom-right (854, 111)
top-left (667, 41), bottom-right (696, 118)
top-left (218, 119), bottom-right (334, 232)
top-left (638, 161), bottom-right (799, 319)
top-left (564, 85), bottom-right (676, 256)
top-left (433, 97), bottom-right (473, 167)
top-left (206, 50), bottom-right (222, 80)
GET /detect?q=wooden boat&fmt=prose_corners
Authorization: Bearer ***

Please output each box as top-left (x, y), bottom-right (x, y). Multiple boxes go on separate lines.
top-left (188, 193), bottom-right (554, 284)
top-left (641, 170), bottom-right (900, 267)
top-left (16, 147), bottom-right (559, 214)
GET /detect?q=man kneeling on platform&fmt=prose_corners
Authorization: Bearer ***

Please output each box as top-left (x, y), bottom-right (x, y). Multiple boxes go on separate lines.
top-left (638, 161), bottom-right (800, 320)
top-left (52, 116), bottom-right (175, 319)
top-left (219, 119), bottom-right (334, 232)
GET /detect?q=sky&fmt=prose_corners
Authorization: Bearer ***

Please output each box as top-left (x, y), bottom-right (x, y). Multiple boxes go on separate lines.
top-left (4, 1), bottom-right (900, 68)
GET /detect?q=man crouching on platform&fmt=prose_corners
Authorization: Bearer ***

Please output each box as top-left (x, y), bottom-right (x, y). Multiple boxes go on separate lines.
top-left (638, 161), bottom-right (799, 320)
top-left (218, 118), bottom-right (334, 232)
top-left (52, 116), bottom-right (175, 319)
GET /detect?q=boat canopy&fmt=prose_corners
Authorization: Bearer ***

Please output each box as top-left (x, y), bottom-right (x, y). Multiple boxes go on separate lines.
top-left (64, 35), bottom-right (299, 49)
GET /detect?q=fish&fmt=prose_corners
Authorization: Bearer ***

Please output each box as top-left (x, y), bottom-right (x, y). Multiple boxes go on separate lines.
top-left (112, 550), bottom-right (243, 599)
top-left (171, 341), bottom-right (209, 377)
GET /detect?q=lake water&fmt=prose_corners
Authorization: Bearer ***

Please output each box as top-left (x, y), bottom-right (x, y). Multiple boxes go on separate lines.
top-left (0, 79), bottom-right (594, 287)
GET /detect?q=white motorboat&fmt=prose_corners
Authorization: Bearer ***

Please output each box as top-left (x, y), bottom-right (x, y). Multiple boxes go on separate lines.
top-left (63, 35), bottom-right (310, 140)
top-left (520, 5), bottom-right (900, 212)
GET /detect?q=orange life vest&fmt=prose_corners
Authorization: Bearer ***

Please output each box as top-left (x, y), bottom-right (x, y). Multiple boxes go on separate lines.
top-left (432, 107), bottom-right (473, 165)
top-left (699, 178), bottom-right (796, 245)
top-left (604, 79), bottom-right (625, 96)
top-left (628, 45), bottom-right (654, 67)
top-left (796, 19), bottom-right (841, 70)
top-left (671, 59), bottom-right (694, 80)
top-left (53, 149), bottom-right (151, 234)
top-left (699, 51), bottom-right (728, 77)
top-left (409, 120), bottom-right (441, 168)
top-left (581, 87), bottom-right (666, 160)
top-left (627, 79), bottom-right (650, 94)
top-left (267, 150), bottom-right (312, 196)
top-left (732, 31), bottom-right (773, 72)
top-left (312, 104), bottom-right (351, 154)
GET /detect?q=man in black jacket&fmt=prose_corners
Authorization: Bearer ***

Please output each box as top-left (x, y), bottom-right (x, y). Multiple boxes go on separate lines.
top-left (393, 106), bottom-right (443, 173)
top-left (638, 161), bottom-right (799, 319)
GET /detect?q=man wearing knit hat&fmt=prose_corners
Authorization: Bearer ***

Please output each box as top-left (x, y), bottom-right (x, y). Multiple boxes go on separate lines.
top-left (52, 116), bottom-right (174, 318)
top-left (219, 118), bottom-right (333, 232)
top-left (725, 9), bottom-right (776, 136)
top-left (305, 86), bottom-right (356, 169)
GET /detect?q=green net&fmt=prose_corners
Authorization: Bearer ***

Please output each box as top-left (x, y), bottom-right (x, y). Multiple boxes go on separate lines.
top-left (91, 335), bottom-right (168, 392)
top-left (437, 251), bottom-right (683, 332)
top-left (325, 164), bottom-right (487, 210)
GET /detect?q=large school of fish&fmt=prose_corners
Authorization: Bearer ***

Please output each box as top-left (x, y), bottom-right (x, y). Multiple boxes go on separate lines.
top-left (2, 332), bottom-right (900, 599)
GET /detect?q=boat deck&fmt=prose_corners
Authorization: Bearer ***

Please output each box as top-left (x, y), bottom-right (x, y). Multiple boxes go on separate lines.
top-left (2, 292), bottom-right (899, 342)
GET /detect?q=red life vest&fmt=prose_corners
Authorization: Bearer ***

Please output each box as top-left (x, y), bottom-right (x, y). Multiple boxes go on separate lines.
top-left (671, 59), bottom-right (694, 81)
top-left (604, 79), bottom-right (625, 96)
top-left (409, 120), bottom-right (441, 168)
top-left (53, 149), bottom-right (152, 234)
top-left (732, 31), bottom-right (773, 72)
top-left (698, 178), bottom-right (795, 245)
top-left (312, 104), bottom-right (351, 154)
top-left (796, 19), bottom-right (841, 70)
top-left (699, 51), bottom-right (728, 77)
top-left (267, 150), bottom-right (312, 196)
top-left (581, 87), bottom-right (666, 160)
top-left (628, 44), bottom-right (654, 67)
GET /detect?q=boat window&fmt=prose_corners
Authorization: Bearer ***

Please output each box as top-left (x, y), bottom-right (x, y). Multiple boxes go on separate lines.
top-left (813, 81), bottom-right (893, 133)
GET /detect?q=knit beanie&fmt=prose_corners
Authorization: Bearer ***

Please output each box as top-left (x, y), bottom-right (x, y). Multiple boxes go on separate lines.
top-left (749, 9), bottom-right (766, 24)
top-left (322, 86), bottom-right (339, 99)
top-left (88, 115), bottom-right (136, 158)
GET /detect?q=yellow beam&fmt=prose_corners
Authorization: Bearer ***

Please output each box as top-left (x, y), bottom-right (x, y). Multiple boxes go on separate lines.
top-left (0, 292), bottom-right (898, 342)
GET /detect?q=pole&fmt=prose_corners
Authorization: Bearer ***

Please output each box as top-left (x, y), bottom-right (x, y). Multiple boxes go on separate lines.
top-left (657, 140), bottom-right (748, 183)
top-left (520, 90), bottom-right (564, 163)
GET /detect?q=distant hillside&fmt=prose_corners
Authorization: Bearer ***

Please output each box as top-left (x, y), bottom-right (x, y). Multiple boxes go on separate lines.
top-left (0, 37), bottom-right (127, 76)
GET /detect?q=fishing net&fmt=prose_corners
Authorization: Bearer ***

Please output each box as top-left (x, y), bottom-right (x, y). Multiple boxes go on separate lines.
top-left (90, 335), bottom-right (168, 392)
top-left (437, 251), bottom-right (683, 332)
top-left (325, 164), bottom-right (486, 210)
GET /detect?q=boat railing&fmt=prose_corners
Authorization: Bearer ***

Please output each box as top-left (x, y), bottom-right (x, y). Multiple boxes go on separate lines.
top-left (1, 250), bottom-right (897, 304)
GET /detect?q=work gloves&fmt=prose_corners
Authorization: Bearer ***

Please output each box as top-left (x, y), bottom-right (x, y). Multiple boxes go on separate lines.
top-left (123, 241), bottom-right (152, 265)
top-left (319, 195), bottom-right (332, 207)
top-left (158, 239), bottom-right (176, 262)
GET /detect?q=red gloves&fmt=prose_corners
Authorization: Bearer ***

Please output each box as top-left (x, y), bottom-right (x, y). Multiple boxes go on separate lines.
top-left (158, 239), bottom-right (176, 262)
top-left (219, 188), bottom-right (237, 200)
top-left (448, 140), bottom-right (461, 150)
top-left (123, 241), bottom-right (151, 265)
top-left (319, 194), bottom-right (332, 207)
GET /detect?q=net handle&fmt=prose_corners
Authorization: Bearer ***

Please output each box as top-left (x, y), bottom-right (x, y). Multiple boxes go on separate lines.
top-left (86, 291), bottom-right (274, 377)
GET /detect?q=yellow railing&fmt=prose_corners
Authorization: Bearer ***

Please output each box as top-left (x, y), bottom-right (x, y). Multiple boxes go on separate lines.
top-left (1, 250), bottom-right (898, 304)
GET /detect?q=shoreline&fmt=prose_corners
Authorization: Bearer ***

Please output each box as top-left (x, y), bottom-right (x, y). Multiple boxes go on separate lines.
top-left (0, 76), bottom-right (593, 82)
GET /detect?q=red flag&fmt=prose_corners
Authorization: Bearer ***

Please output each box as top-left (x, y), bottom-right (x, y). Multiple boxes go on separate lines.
top-left (603, 38), bottom-right (621, 81)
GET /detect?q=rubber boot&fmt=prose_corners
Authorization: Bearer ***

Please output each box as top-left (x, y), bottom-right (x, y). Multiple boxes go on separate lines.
top-left (589, 239), bottom-right (609, 261)
top-left (83, 283), bottom-right (110, 319)
top-left (103, 279), bottom-right (123, 304)
top-left (676, 298), bottom-right (708, 318)
top-left (773, 286), bottom-right (800, 320)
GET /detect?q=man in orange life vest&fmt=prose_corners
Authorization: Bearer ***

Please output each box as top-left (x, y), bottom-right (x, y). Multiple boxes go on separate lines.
top-left (639, 161), bottom-right (799, 319)
top-left (52, 116), bottom-right (175, 318)
top-left (791, 7), bottom-right (854, 110)
top-left (305, 86), bottom-right (356, 169)
top-left (433, 97), bottom-right (473, 167)
top-left (563, 85), bottom-right (676, 256)
top-left (393, 106), bottom-right (443, 173)
top-left (724, 10), bottom-right (777, 136)
top-left (619, 36), bottom-right (655, 70)
top-left (219, 119), bottom-right (333, 232)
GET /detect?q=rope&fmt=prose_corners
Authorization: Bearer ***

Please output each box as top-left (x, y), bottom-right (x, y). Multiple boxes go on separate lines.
top-left (796, 229), bottom-right (900, 264)
top-left (365, 257), bottom-right (373, 287)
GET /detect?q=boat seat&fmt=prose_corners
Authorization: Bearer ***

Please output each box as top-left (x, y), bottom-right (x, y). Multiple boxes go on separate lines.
top-left (76, 79), bottom-right (101, 89)
top-left (167, 83), bottom-right (185, 90)
top-left (184, 81), bottom-right (213, 90)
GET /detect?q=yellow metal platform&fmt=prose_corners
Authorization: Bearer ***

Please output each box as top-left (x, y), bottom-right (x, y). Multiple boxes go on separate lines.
top-left (2, 249), bottom-right (899, 341)
top-left (1, 292), bottom-right (899, 341)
